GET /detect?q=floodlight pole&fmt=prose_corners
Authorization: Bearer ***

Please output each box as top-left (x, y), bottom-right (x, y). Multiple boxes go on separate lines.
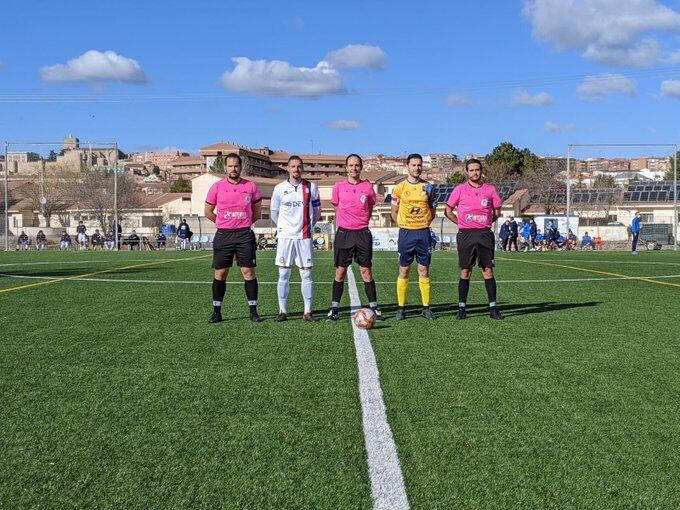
top-left (674, 144), bottom-right (678, 251)
top-left (3, 142), bottom-right (8, 251)
top-left (114, 143), bottom-right (119, 251)
top-left (566, 144), bottom-right (572, 229)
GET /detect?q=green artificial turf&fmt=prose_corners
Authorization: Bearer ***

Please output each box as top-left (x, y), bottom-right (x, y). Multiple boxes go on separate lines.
top-left (1, 249), bottom-right (679, 508)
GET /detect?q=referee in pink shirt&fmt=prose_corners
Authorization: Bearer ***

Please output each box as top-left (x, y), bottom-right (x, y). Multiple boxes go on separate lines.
top-left (326, 154), bottom-right (383, 321)
top-left (204, 153), bottom-right (263, 323)
top-left (444, 158), bottom-right (504, 320)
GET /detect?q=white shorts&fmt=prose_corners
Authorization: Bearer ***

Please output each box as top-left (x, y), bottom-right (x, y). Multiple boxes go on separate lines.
top-left (276, 238), bottom-right (314, 267)
top-left (77, 233), bottom-right (87, 243)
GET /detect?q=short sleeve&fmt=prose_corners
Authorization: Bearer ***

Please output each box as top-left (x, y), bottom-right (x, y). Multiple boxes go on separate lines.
top-left (205, 182), bottom-right (218, 204)
top-left (367, 184), bottom-right (377, 206)
top-left (491, 187), bottom-right (502, 208)
top-left (331, 184), bottom-right (340, 206)
top-left (391, 182), bottom-right (402, 205)
top-left (311, 183), bottom-right (321, 207)
top-left (251, 183), bottom-right (262, 203)
top-left (446, 186), bottom-right (460, 208)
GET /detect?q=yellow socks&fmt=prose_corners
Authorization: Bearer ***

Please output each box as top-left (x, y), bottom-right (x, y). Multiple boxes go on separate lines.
top-left (396, 277), bottom-right (409, 307)
top-left (419, 276), bottom-right (431, 307)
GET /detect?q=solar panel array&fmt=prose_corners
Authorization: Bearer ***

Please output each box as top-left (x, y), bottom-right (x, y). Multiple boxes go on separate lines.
top-left (385, 181), bottom-right (678, 204)
top-left (426, 183), bottom-right (517, 205)
top-left (529, 189), bottom-right (620, 205)
top-left (624, 181), bottom-right (678, 202)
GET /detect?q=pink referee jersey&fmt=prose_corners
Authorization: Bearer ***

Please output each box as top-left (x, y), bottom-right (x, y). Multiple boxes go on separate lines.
top-left (205, 178), bottom-right (262, 230)
top-left (331, 180), bottom-right (376, 230)
top-left (446, 182), bottom-right (502, 229)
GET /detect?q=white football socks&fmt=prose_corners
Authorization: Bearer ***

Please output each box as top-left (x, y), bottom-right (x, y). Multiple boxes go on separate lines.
top-left (277, 267), bottom-right (292, 313)
top-left (300, 269), bottom-right (313, 314)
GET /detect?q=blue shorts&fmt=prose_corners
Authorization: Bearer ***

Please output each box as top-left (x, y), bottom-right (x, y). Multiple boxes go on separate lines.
top-left (398, 228), bottom-right (431, 266)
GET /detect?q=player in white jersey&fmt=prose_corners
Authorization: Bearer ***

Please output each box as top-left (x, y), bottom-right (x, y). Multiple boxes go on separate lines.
top-left (271, 155), bottom-right (321, 322)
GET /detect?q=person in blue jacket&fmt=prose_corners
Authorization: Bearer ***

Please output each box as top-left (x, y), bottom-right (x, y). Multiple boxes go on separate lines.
top-left (631, 212), bottom-right (641, 254)
top-left (499, 220), bottom-right (510, 251)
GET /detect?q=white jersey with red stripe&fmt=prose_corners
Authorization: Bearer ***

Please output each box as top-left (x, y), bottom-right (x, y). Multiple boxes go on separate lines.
top-left (271, 179), bottom-right (321, 240)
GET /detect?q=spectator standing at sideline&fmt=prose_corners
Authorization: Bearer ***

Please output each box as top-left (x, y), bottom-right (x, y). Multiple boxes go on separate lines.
top-left (508, 217), bottom-right (519, 252)
top-left (631, 211), bottom-right (641, 255)
top-left (177, 218), bottom-right (191, 251)
top-left (76, 221), bottom-right (87, 249)
top-left (529, 219), bottom-right (537, 248)
top-left (521, 220), bottom-right (531, 251)
top-left (499, 220), bottom-right (510, 251)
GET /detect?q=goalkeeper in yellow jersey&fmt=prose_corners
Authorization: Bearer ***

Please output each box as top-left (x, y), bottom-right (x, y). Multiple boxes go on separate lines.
top-left (390, 153), bottom-right (437, 320)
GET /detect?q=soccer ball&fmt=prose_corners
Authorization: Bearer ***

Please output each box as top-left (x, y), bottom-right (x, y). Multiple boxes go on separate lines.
top-left (353, 308), bottom-right (376, 330)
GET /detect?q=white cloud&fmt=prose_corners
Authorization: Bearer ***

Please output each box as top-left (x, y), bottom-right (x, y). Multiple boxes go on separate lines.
top-left (324, 44), bottom-right (386, 70)
top-left (220, 57), bottom-right (344, 98)
top-left (546, 121), bottom-right (576, 133)
top-left (582, 38), bottom-right (661, 67)
top-left (662, 50), bottom-right (680, 64)
top-left (326, 119), bottom-right (361, 130)
top-left (661, 80), bottom-right (680, 98)
top-left (523, 0), bottom-right (680, 67)
top-left (41, 50), bottom-right (147, 84)
top-left (512, 89), bottom-right (554, 106)
top-left (220, 44), bottom-right (386, 98)
top-left (577, 73), bottom-right (636, 101)
top-left (444, 93), bottom-right (472, 107)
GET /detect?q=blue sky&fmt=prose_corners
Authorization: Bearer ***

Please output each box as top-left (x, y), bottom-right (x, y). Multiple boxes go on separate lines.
top-left (2, 0), bottom-right (680, 158)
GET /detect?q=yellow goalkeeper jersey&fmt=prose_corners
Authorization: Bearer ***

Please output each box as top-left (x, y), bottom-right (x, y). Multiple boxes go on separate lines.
top-left (391, 179), bottom-right (435, 230)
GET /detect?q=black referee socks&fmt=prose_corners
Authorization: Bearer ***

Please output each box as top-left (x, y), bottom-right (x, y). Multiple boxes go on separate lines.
top-left (484, 277), bottom-right (497, 307)
top-left (364, 280), bottom-right (378, 308)
top-left (331, 279), bottom-right (344, 309)
top-left (245, 278), bottom-right (258, 310)
top-left (212, 279), bottom-right (227, 312)
top-left (458, 278), bottom-right (470, 307)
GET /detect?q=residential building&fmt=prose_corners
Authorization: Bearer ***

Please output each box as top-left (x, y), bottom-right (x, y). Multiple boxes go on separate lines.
top-left (130, 150), bottom-right (189, 170)
top-left (429, 153), bottom-right (458, 171)
top-left (7, 152), bottom-right (41, 163)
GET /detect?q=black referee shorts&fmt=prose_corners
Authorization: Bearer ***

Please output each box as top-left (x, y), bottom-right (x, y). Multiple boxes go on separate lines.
top-left (212, 228), bottom-right (257, 269)
top-left (456, 228), bottom-right (495, 269)
top-left (334, 227), bottom-right (373, 268)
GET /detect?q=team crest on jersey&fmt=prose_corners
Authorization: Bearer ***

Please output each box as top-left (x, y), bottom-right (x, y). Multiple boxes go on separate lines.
top-left (404, 190), bottom-right (411, 197)
top-left (360, 195), bottom-right (367, 204)
top-left (481, 198), bottom-right (488, 207)
top-left (244, 195), bottom-right (252, 204)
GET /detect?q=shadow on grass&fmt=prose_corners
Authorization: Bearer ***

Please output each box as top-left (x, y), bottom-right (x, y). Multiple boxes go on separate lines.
top-left (205, 300), bottom-right (604, 323)
top-left (0, 267), bottom-right (159, 279)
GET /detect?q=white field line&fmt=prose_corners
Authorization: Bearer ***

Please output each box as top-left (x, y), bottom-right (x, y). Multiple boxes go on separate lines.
top-left (2, 273), bottom-right (680, 285)
top-left (3, 256), bottom-right (680, 270)
top-left (346, 266), bottom-right (409, 510)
